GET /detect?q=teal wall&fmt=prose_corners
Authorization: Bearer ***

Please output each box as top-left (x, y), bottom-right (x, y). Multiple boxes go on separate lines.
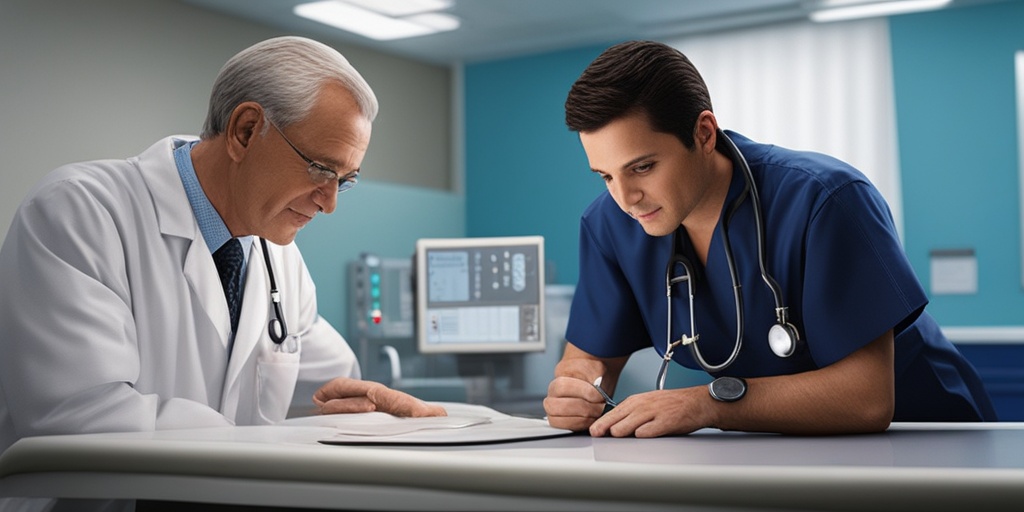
top-left (465, 46), bottom-right (608, 285)
top-left (891, 0), bottom-right (1024, 326)
top-left (297, 181), bottom-right (464, 335)
top-left (463, 1), bottom-right (1024, 328)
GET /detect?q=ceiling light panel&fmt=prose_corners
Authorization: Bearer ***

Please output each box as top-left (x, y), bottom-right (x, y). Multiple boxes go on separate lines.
top-left (810, 0), bottom-right (952, 23)
top-left (343, 0), bottom-right (454, 17)
top-left (294, 0), bottom-right (459, 41)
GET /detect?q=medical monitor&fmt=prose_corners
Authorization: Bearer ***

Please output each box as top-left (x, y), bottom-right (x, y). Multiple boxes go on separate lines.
top-left (415, 236), bottom-right (545, 354)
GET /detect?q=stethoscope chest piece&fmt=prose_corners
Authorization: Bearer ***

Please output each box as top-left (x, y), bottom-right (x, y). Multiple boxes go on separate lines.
top-left (768, 322), bottom-right (799, 358)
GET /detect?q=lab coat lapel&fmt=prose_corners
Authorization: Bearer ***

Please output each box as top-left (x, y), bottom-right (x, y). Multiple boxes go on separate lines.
top-left (136, 136), bottom-right (232, 349)
top-left (183, 237), bottom-right (232, 349)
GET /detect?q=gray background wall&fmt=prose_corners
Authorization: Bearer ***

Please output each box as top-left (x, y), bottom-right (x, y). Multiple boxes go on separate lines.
top-left (0, 0), bottom-right (453, 243)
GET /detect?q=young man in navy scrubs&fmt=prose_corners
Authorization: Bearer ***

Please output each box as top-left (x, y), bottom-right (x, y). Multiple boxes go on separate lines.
top-left (543, 40), bottom-right (996, 437)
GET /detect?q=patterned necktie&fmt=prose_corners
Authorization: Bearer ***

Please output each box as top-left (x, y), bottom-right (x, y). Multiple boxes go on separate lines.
top-left (213, 238), bottom-right (244, 333)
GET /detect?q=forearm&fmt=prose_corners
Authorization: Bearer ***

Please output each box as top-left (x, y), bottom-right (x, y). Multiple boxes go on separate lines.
top-left (592, 331), bottom-right (895, 438)
top-left (710, 332), bottom-right (895, 435)
top-left (8, 381), bottom-right (231, 442)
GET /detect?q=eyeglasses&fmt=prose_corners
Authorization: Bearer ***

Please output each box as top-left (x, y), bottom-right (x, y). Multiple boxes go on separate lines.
top-left (267, 119), bottom-right (358, 193)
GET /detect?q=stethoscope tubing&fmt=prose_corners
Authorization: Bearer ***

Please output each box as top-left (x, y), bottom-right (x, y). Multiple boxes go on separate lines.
top-left (663, 130), bottom-right (792, 377)
top-left (718, 130), bottom-right (788, 313)
top-left (260, 238), bottom-right (289, 345)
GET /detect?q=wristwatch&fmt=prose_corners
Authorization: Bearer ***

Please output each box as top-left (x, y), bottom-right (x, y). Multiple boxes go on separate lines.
top-left (708, 376), bottom-right (747, 402)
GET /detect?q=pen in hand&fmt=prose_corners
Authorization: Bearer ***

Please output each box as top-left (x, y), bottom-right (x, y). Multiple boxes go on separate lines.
top-left (592, 376), bottom-right (617, 408)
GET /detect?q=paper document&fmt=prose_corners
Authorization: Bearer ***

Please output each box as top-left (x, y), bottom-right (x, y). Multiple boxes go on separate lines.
top-left (282, 402), bottom-right (574, 446)
top-left (283, 409), bottom-right (491, 436)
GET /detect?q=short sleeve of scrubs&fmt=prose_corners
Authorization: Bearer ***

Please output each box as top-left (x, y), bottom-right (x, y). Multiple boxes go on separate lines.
top-left (565, 197), bottom-right (653, 358)
top-left (799, 180), bottom-right (927, 368)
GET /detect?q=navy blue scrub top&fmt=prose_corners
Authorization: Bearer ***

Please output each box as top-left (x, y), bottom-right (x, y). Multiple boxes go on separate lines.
top-left (566, 131), bottom-right (996, 422)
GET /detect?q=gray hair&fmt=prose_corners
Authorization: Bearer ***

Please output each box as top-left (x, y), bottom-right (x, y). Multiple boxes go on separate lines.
top-left (200, 36), bottom-right (378, 139)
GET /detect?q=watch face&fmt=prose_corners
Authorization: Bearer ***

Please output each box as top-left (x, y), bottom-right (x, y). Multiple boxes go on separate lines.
top-left (709, 376), bottom-right (747, 402)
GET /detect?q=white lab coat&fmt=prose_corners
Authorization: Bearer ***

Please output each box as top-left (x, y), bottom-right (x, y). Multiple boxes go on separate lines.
top-left (0, 136), bottom-right (359, 456)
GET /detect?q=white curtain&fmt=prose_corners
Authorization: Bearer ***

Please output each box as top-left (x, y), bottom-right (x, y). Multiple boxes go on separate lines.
top-left (665, 18), bottom-right (903, 235)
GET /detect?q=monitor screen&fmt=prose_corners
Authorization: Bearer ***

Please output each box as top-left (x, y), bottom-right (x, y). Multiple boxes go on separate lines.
top-left (415, 236), bottom-right (545, 354)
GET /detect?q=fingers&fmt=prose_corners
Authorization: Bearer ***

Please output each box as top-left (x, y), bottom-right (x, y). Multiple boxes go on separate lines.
top-left (313, 378), bottom-right (445, 417)
top-left (544, 375), bottom-right (607, 432)
top-left (317, 396), bottom-right (378, 415)
top-left (633, 419), bottom-right (671, 438)
top-left (545, 355), bottom-right (619, 433)
top-left (313, 377), bottom-right (378, 407)
top-left (413, 402), bottom-right (449, 417)
top-left (367, 385), bottom-right (447, 418)
top-left (544, 396), bottom-right (604, 431)
top-left (600, 412), bottom-right (671, 439)
top-left (548, 374), bottom-right (606, 405)
top-left (590, 401), bottom-right (647, 438)
top-left (590, 389), bottom-right (704, 438)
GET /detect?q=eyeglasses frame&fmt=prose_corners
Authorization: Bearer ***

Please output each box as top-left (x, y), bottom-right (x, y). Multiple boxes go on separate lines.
top-left (267, 119), bottom-right (359, 193)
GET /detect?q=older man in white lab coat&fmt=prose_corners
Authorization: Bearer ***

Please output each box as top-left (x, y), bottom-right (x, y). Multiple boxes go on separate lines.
top-left (0, 36), bottom-right (444, 470)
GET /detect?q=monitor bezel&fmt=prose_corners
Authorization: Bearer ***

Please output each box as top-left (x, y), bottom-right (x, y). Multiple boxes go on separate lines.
top-left (415, 236), bottom-right (545, 354)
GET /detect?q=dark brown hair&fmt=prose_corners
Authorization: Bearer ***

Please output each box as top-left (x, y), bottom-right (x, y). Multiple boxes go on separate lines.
top-left (565, 40), bottom-right (712, 149)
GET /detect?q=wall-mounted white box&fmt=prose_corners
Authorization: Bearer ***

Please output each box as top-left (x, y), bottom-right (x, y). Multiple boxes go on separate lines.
top-left (930, 248), bottom-right (977, 295)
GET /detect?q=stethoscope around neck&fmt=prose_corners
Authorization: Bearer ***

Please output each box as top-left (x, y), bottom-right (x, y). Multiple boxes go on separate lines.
top-left (656, 130), bottom-right (801, 389)
top-left (259, 238), bottom-right (289, 345)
